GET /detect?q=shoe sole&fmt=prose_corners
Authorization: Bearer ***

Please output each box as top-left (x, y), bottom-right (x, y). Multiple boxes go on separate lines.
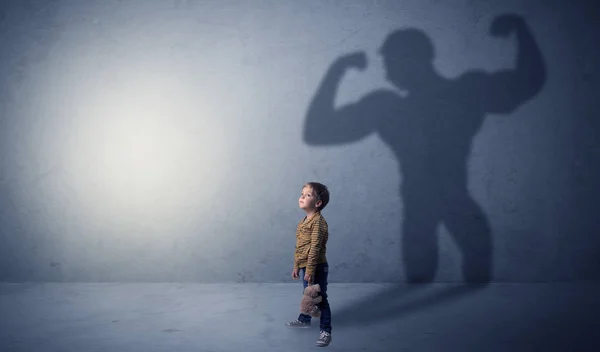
top-left (285, 324), bottom-right (311, 328)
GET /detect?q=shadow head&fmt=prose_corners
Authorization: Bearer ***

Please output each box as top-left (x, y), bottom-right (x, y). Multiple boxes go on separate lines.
top-left (379, 29), bottom-right (436, 90)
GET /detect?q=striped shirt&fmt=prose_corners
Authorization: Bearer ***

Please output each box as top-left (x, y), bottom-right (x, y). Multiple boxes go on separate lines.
top-left (293, 211), bottom-right (328, 275)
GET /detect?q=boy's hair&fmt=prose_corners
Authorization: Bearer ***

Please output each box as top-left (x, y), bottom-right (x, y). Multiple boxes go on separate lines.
top-left (304, 182), bottom-right (330, 211)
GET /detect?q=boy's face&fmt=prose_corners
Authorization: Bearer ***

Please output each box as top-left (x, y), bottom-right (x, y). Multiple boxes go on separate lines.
top-left (299, 186), bottom-right (322, 211)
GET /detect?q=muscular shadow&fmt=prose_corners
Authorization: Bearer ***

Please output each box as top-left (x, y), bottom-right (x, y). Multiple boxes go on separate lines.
top-left (303, 14), bottom-right (546, 320)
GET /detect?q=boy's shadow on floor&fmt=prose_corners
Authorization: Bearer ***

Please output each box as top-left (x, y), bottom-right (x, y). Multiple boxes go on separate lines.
top-left (303, 14), bottom-right (546, 325)
top-left (332, 283), bottom-right (487, 327)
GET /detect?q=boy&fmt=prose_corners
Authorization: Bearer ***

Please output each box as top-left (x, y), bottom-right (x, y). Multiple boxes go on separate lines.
top-left (285, 182), bottom-right (332, 347)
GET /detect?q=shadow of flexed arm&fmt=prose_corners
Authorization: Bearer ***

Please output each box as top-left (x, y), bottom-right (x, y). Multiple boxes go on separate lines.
top-left (468, 13), bottom-right (547, 115)
top-left (303, 52), bottom-right (400, 146)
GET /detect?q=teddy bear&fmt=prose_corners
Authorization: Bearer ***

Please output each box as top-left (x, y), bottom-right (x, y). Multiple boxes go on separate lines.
top-left (300, 283), bottom-right (322, 318)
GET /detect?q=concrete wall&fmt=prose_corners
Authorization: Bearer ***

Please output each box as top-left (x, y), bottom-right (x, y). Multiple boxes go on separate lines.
top-left (0, 0), bottom-right (598, 282)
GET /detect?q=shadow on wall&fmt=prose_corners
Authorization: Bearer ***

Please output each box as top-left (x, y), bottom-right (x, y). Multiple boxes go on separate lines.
top-left (303, 13), bottom-right (546, 322)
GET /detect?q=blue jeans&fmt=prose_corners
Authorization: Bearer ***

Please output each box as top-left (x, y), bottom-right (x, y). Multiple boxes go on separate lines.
top-left (297, 262), bottom-right (332, 334)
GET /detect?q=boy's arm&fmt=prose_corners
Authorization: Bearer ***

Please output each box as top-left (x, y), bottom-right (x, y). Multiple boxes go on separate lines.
top-left (305, 218), bottom-right (328, 275)
top-left (293, 229), bottom-right (300, 269)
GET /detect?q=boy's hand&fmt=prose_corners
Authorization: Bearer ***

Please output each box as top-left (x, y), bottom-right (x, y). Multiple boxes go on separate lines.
top-left (304, 273), bottom-right (313, 284)
top-left (292, 268), bottom-right (299, 280)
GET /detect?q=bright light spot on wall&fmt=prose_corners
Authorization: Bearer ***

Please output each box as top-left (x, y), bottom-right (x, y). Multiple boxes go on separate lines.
top-left (53, 58), bottom-right (230, 225)
top-left (80, 107), bottom-right (183, 209)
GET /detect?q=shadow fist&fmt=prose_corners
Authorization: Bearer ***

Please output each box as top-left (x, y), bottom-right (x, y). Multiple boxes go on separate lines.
top-left (490, 13), bottom-right (525, 37)
top-left (336, 51), bottom-right (367, 70)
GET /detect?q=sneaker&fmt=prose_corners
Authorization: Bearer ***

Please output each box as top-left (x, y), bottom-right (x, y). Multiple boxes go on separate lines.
top-left (285, 319), bottom-right (311, 328)
top-left (316, 330), bottom-right (331, 347)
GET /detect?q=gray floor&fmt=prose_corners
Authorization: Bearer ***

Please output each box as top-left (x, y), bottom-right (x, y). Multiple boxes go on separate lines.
top-left (1, 282), bottom-right (599, 352)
